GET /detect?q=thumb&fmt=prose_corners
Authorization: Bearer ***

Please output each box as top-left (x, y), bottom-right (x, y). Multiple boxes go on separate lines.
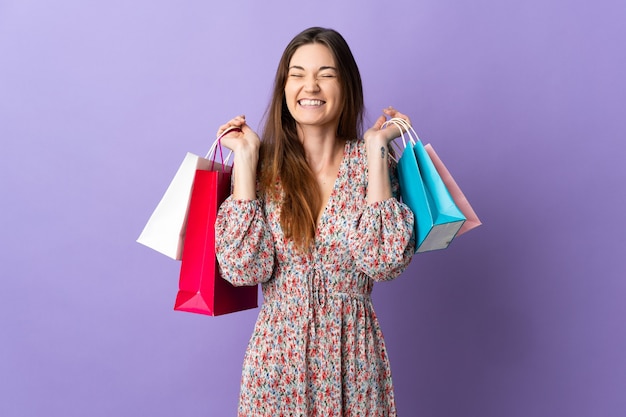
top-left (372, 114), bottom-right (387, 130)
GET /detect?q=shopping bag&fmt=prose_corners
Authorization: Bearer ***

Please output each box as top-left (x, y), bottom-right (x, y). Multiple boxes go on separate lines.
top-left (424, 144), bottom-right (481, 236)
top-left (174, 140), bottom-right (258, 316)
top-left (385, 118), bottom-right (466, 253)
top-left (136, 127), bottom-right (239, 260)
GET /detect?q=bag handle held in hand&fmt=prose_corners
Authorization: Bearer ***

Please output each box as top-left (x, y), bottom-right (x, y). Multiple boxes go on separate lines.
top-left (382, 117), bottom-right (420, 145)
top-left (205, 126), bottom-right (241, 170)
top-left (381, 117), bottom-right (420, 162)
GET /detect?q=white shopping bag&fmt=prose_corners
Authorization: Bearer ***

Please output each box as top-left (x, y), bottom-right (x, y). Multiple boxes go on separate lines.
top-left (136, 128), bottom-right (237, 259)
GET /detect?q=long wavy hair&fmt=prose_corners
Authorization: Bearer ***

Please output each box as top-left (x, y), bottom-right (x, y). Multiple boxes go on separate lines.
top-left (259, 27), bottom-right (364, 251)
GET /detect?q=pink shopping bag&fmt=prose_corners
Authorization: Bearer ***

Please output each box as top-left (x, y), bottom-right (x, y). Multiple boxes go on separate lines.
top-left (424, 143), bottom-right (481, 236)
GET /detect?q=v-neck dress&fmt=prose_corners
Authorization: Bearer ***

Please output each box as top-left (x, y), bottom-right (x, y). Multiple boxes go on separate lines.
top-left (215, 139), bottom-right (415, 417)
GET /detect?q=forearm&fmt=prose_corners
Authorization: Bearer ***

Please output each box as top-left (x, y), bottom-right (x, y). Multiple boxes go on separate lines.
top-left (216, 115), bottom-right (260, 200)
top-left (231, 150), bottom-right (259, 200)
top-left (365, 138), bottom-right (393, 204)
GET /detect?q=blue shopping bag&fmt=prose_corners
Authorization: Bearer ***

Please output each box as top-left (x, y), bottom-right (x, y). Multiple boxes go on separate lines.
top-left (389, 119), bottom-right (466, 252)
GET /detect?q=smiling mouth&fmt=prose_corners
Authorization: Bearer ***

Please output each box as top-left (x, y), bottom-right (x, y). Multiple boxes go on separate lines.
top-left (298, 99), bottom-right (325, 106)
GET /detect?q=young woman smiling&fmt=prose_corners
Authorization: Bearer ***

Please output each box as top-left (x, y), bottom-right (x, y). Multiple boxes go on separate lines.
top-left (215, 27), bottom-right (415, 416)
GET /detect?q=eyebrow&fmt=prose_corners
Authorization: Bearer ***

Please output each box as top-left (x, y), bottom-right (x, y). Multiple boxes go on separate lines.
top-left (288, 65), bottom-right (337, 71)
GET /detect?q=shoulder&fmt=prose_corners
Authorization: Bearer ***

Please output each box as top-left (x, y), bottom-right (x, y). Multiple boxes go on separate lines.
top-left (342, 139), bottom-right (366, 182)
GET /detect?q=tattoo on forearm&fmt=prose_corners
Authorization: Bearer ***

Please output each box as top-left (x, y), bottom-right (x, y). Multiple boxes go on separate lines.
top-left (380, 146), bottom-right (386, 159)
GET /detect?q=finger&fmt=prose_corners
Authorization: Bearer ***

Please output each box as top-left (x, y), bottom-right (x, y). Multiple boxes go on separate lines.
top-left (385, 110), bottom-right (412, 128)
top-left (382, 107), bottom-right (402, 127)
top-left (371, 114), bottom-right (387, 130)
top-left (219, 115), bottom-right (245, 127)
top-left (217, 115), bottom-right (246, 136)
top-left (217, 124), bottom-right (231, 136)
top-left (219, 135), bottom-right (237, 151)
top-left (378, 113), bottom-right (405, 135)
top-left (382, 106), bottom-right (397, 117)
top-left (393, 112), bottom-right (411, 127)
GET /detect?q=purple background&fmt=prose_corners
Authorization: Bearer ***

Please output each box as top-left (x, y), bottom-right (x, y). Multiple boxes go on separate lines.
top-left (1, 1), bottom-right (625, 416)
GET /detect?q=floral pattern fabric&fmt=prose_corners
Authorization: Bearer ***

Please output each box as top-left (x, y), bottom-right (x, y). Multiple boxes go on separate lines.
top-left (215, 139), bottom-right (415, 416)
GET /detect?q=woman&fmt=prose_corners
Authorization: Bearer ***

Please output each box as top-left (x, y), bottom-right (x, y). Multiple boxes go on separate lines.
top-left (215, 27), bottom-right (415, 416)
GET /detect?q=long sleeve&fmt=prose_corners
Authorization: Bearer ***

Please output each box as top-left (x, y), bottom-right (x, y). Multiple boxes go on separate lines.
top-left (348, 159), bottom-right (415, 281)
top-left (215, 196), bottom-right (275, 286)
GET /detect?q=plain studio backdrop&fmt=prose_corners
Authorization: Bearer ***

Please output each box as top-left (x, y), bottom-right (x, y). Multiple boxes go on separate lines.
top-left (1, 1), bottom-right (625, 416)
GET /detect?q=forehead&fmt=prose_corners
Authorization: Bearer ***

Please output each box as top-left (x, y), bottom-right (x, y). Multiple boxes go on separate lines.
top-left (289, 43), bottom-right (336, 68)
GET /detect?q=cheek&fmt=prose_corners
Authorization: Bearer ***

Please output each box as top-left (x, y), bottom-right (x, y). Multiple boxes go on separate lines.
top-left (283, 89), bottom-right (297, 117)
top-left (331, 86), bottom-right (343, 108)
top-left (328, 83), bottom-right (342, 102)
top-left (284, 83), bottom-right (298, 103)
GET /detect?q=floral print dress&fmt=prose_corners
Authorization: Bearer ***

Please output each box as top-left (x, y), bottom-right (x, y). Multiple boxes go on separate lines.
top-left (215, 139), bottom-right (415, 417)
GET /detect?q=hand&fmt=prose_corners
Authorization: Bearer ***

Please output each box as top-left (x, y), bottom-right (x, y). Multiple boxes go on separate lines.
top-left (216, 115), bottom-right (260, 200)
top-left (363, 106), bottom-right (412, 145)
top-left (217, 115), bottom-right (261, 156)
top-left (363, 107), bottom-right (411, 203)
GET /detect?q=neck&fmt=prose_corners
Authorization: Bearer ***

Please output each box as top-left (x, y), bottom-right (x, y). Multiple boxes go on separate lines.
top-left (297, 125), bottom-right (344, 174)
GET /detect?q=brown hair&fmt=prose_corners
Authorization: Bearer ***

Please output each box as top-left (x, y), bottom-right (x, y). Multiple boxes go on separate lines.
top-left (259, 27), bottom-right (364, 251)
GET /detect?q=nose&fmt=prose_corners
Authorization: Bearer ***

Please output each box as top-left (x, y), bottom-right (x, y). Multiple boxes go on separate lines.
top-left (304, 75), bottom-right (320, 92)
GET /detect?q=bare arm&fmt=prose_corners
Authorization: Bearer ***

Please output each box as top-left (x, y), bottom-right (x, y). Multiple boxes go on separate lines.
top-left (216, 115), bottom-right (260, 200)
top-left (363, 106), bottom-right (412, 204)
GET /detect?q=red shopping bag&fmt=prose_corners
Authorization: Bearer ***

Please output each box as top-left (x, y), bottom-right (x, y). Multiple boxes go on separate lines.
top-left (174, 166), bottom-right (258, 316)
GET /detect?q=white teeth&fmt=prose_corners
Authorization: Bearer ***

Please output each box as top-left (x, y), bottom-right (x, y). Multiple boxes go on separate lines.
top-left (299, 99), bottom-right (324, 106)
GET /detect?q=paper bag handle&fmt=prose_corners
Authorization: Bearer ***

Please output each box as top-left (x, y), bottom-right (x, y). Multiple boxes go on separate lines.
top-left (205, 126), bottom-right (241, 170)
top-left (381, 117), bottom-right (421, 162)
